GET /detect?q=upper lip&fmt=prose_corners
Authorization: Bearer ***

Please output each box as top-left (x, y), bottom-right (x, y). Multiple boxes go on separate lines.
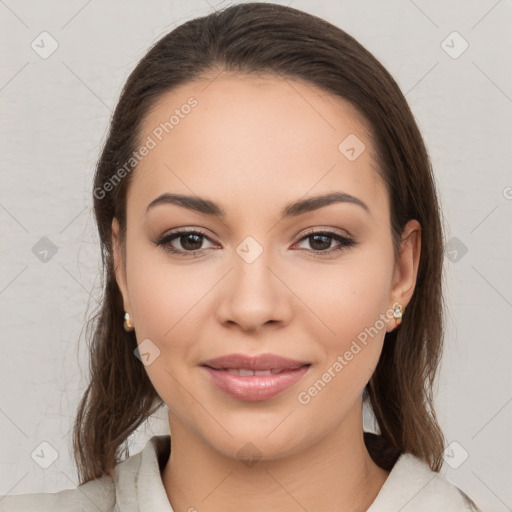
top-left (201, 353), bottom-right (310, 371)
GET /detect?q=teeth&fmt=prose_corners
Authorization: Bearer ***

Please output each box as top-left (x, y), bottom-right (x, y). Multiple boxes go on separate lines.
top-left (225, 369), bottom-right (275, 376)
top-left (218, 367), bottom-right (303, 375)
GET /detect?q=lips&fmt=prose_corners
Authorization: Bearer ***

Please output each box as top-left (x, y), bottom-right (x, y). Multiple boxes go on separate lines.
top-left (200, 353), bottom-right (311, 401)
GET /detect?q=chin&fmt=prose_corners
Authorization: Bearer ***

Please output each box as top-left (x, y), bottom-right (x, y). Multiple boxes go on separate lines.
top-left (196, 414), bottom-right (324, 464)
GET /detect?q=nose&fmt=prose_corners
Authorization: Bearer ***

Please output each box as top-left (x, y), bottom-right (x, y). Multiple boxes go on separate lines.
top-left (215, 246), bottom-right (294, 333)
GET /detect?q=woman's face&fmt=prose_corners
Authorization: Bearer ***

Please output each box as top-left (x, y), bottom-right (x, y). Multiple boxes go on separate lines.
top-left (112, 73), bottom-right (420, 461)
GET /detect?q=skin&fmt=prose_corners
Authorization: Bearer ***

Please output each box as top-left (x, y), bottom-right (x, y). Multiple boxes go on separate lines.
top-left (112, 72), bottom-right (421, 512)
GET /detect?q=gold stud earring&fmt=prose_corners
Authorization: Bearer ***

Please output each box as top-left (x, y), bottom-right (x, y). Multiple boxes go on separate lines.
top-left (123, 312), bottom-right (135, 332)
top-left (393, 304), bottom-right (403, 328)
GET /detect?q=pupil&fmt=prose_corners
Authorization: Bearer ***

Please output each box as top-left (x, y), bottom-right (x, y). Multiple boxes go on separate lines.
top-left (182, 234), bottom-right (202, 250)
top-left (310, 234), bottom-right (330, 251)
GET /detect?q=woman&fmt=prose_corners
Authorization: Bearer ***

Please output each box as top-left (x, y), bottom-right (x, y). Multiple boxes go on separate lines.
top-left (0, 2), bottom-right (482, 510)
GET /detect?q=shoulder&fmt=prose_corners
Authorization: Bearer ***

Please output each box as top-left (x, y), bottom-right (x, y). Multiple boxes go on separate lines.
top-left (0, 435), bottom-right (168, 512)
top-left (368, 453), bottom-right (483, 511)
top-left (0, 475), bottom-right (115, 512)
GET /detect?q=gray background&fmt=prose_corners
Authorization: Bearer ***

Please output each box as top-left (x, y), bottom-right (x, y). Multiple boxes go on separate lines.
top-left (1, 0), bottom-right (511, 510)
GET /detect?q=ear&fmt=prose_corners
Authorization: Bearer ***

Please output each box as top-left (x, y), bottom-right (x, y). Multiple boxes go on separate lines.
top-left (387, 219), bottom-right (421, 329)
top-left (111, 217), bottom-right (132, 315)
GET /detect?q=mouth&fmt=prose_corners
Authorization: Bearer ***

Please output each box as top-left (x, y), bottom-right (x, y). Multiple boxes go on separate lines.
top-left (199, 353), bottom-right (311, 401)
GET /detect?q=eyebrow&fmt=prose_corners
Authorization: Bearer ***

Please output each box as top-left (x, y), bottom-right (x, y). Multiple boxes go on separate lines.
top-left (145, 191), bottom-right (369, 218)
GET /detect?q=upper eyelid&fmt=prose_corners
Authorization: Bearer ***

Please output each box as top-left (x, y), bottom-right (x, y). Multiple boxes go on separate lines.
top-left (160, 226), bottom-right (352, 238)
top-left (297, 226), bottom-right (353, 239)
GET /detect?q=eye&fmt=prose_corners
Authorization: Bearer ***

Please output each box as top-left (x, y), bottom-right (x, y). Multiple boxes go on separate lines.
top-left (294, 230), bottom-right (357, 255)
top-left (154, 229), bottom-right (216, 256)
top-left (154, 228), bottom-right (357, 257)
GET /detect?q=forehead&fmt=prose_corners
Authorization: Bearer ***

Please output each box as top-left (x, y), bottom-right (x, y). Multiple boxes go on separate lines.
top-left (128, 73), bottom-right (387, 218)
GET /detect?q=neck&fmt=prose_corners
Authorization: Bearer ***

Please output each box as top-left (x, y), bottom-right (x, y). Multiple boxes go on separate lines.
top-left (161, 404), bottom-right (390, 512)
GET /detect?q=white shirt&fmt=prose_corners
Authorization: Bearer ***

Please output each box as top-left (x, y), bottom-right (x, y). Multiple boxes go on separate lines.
top-left (0, 434), bottom-right (482, 511)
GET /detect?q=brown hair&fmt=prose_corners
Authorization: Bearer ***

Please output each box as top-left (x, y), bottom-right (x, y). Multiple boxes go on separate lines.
top-left (74, 1), bottom-right (445, 484)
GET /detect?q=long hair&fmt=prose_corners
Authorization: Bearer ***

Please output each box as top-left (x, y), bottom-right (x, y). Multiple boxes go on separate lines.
top-left (73, 2), bottom-right (445, 484)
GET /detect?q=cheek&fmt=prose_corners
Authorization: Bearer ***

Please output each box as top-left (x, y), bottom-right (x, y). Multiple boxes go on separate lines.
top-left (291, 245), bottom-right (394, 402)
top-left (288, 245), bottom-right (394, 340)
top-left (125, 238), bottom-right (211, 340)
top-left (124, 239), bottom-right (223, 400)
top-left (295, 286), bottom-right (389, 419)
top-left (124, 242), bottom-right (205, 411)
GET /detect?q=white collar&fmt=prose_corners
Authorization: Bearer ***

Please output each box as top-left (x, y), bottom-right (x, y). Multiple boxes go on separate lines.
top-left (111, 435), bottom-right (472, 511)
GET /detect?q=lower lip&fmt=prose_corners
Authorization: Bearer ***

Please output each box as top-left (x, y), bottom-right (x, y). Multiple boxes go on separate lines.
top-left (201, 365), bottom-right (310, 401)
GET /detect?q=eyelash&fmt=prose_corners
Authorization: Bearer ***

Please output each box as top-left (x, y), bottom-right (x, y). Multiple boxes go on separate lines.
top-left (154, 228), bottom-right (357, 258)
